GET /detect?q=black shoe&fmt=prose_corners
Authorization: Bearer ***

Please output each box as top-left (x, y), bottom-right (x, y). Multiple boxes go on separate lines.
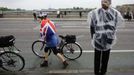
top-left (40, 61), bottom-right (48, 67)
top-left (63, 61), bottom-right (68, 68)
top-left (95, 73), bottom-right (100, 75)
top-left (95, 72), bottom-right (101, 75)
top-left (100, 73), bottom-right (106, 75)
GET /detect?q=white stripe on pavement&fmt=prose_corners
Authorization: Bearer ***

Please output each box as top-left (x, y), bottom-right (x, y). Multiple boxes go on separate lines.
top-left (74, 50), bottom-right (134, 53)
top-left (61, 26), bottom-right (89, 28)
top-left (49, 69), bottom-right (93, 73)
top-left (48, 69), bottom-right (134, 74)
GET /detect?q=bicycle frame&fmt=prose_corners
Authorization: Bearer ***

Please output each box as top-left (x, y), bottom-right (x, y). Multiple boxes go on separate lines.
top-left (2, 45), bottom-right (20, 53)
top-left (39, 41), bottom-right (46, 51)
top-left (58, 36), bottom-right (76, 53)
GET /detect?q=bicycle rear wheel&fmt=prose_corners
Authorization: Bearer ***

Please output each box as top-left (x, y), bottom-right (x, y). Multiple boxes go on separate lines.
top-left (0, 51), bottom-right (25, 71)
top-left (32, 40), bottom-right (51, 58)
top-left (61, 42), bottom-right (82, 60)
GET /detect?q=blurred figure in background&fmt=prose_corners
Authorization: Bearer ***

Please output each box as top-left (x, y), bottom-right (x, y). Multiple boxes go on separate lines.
top-left (125, 8), bottom-right (133, 21)
top-left (56, 10), bottom-right (60, 18)
top-left (33, 10), bottom-right (37, 21)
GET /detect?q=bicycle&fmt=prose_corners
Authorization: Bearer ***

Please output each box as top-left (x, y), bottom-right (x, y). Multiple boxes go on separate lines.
top-left (0, 51), bottom-right (25, 71)
top-left (32, 34), bottom-right (82, 60)
top-left (0, 35), bottom-right (25, 71)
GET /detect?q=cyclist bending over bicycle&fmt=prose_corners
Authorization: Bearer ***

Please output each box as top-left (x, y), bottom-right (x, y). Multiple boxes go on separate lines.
top-left (38, 13), bottom-right (68, 68)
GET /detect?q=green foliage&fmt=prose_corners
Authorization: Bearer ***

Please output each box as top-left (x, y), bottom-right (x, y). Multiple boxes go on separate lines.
top-left (0, 7), bottom-right (13, 11)
top-left (0, 7), bottom-right (25, 11)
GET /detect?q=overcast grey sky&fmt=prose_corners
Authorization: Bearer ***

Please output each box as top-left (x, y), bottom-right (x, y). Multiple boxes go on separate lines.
top-left (0, 0), bottom-right (134, 10)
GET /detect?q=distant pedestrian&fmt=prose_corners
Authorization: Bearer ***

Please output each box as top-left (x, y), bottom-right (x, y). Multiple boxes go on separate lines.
top-left (33, 11), bottom-right (37, 21)
top-left (126, 10), bottom-right (133, 21)
top-left (57, 10), bottom-right (60, 18)
top-left (61, 11), bottom-right (63, 18)
top-left (79, 11), bottom-right (82, 18)
top-left (64, 11), bottom-right (67, 16)
top-left (87, 0), bottom-right (124, 75)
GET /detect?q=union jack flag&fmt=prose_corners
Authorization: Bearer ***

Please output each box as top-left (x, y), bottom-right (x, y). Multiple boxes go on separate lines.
top-left (40, 18), bottom-right (56, 37)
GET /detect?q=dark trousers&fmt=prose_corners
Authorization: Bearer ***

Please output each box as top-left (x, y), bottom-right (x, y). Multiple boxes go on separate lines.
top-left (94, 49), bottom-right (110, 75)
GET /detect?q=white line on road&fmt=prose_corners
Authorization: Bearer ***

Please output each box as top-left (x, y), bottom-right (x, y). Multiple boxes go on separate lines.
top-left (48, 69), bottom-right (134, 74)
top-left (76, 35), bottom-right (85, 38)
top-left (74, 50), bottom-right (134, 53)
top-left (49, 69), bottom-right (93, 73)
top-left (61, 26), bottom-right (89, 28)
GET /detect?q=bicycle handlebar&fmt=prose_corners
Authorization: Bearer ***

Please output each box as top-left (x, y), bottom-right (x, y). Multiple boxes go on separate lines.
top-left (59, 35), bottom-right (65, 39)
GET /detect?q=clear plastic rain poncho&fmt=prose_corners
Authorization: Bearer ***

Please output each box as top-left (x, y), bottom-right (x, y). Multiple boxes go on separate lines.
top-left (87, 7), bottom-right (124, 51)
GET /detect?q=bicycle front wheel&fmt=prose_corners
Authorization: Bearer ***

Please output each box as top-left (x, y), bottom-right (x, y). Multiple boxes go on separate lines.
top-left (0, 51), bottom-right (25, 71)
top-left (61, 42), bottom-right (82, 60)
top-left (32, 40), bottom-right (51, 58)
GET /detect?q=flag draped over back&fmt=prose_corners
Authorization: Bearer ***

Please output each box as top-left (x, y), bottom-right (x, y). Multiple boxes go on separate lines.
top-left (40, 18), bottom-right (56, 37)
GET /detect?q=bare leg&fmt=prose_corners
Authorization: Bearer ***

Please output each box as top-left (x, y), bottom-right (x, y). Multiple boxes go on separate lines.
top-left (56, 53), bottom-right (65, 62)
top-left (44, 52), bottom-right (48, 61)
top-left (40, 47), bottom-right (49, 67)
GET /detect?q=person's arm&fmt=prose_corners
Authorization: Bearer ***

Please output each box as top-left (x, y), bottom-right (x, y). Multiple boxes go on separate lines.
top-left (87, 11), bottom-right (95, 39)
top-left (40, 20), bottom-right (48, 37)
top-left (90, 24), bottom-right (95, 39)
top-left (116, 10), bottom-right (125, 28)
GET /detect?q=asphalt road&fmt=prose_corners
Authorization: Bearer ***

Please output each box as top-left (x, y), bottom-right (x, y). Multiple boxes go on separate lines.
top-left (0, 18), bottom-right (134, 75)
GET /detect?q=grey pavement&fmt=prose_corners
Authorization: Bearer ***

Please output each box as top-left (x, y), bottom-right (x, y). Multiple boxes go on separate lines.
top-left (0, 18), bottom-right (134, 75)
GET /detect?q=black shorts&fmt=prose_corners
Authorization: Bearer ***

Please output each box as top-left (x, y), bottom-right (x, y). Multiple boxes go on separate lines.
top-left (44, 47), bottom-right (60, 55)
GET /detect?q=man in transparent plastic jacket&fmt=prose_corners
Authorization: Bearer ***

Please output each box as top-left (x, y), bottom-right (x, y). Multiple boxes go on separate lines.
top-left (87, 0), bottom-right (124, 75)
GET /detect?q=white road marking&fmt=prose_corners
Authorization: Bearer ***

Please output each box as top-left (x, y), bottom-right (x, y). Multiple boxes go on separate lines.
top-left (61, 26), bottom-right (89, 28)
top-left (73, 50), bottom-right (134, 53)
top-left (76, 35), bottom-right (84, 39)
top-left (49, 69), bottom-right (93, 73)
top-left (48, 69), bottom-right (134, 73)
